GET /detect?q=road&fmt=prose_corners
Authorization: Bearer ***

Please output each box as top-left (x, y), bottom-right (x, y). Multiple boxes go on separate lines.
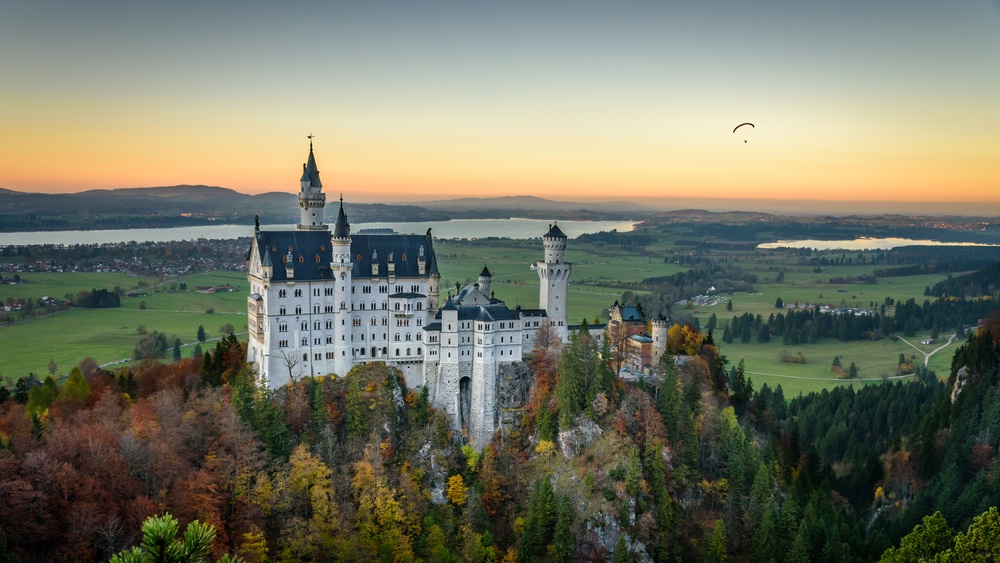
top-left (896, 333), bottom-right (958, 367)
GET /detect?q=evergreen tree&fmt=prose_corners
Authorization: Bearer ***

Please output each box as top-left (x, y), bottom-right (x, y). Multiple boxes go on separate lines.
top-left (552, 495), bottom-right (575, 563)
top-left (197, 324), bottom-right (206, 343)
top-left (172, 338), bottom-right (182, 361)
top-left (656, 355), bottom-right (681, 444)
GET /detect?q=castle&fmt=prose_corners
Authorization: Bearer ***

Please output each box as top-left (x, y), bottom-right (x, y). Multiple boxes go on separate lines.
top-left (246, 143), bottom-right (574, 444)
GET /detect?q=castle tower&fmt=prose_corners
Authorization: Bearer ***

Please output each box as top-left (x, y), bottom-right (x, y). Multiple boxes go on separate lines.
top-left (478, 265), bottom-right (492, 298)
top-left (651, 315), bottom-right (669, 370)
top-left (331, 196), bottom-right (353, 376)
top-left (297, 139), bottom-right (327, 231)
top-left (535, 222), bottom-right (571, 340)
top-left (426, 229), bottom-right (441, 316)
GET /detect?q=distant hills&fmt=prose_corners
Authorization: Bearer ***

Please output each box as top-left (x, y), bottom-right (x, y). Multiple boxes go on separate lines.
top-left (0, 185), bottom-right (635, 232)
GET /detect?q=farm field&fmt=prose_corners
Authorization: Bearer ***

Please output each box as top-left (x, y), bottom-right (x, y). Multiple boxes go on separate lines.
top-left (715, 329), bottom-right (964, 397)
top-left (0, 271), bottom-right (248, 378)
top-left (0, 271), bottom-right (157, 302)
top-left (2, 230), bottom-right (992, 393)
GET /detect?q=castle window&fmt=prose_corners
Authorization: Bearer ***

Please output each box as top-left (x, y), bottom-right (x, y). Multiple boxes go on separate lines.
top-left (279, 307), bottom-right (286, 315)
top-left (299, 255), bottom-right (304, 263)
top-left (326, 337), bottom-right (333, 344)
top-left (396, 348), bottom-right (400, 356)
top-left (301, 338), bottom-right (307, 346)
top-left (401, 253), bottom-right (407, 261)
top-left (301, 322), bottom-right (307, 330)
top-left (278, 340), bottom-right (288, 348)
top-left (279, 324), bottom-right (287, 333)
top-left (295, 289), bottom-right (302, 297)
top-left (371, 318), bottom-right (377, 326)
top-left (315, 255), bottom-right (321, 263)
top-left (295, 306), bottom-right (302, 314)
top-left (417, 348), bottom-right (421, 355)
top-left (356, 253), bottom-right (362, 261)
top-left (406, 348), bottom-right (411, 355)
top-left (278, 289), bottom-right (287, 298)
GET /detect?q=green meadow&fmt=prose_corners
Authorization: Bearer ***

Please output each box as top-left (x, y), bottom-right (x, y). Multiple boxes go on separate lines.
top-left (0, 233), bottom-right (984, 392)
top-left (1, 271), bottom-right (248, 378)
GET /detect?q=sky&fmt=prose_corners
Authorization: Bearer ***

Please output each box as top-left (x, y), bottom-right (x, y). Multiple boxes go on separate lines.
top-left (1, 0), bottom-right (999, 214)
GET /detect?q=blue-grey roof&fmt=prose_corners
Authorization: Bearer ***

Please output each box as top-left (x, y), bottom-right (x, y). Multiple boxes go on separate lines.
top-left (254, 230), bottom-right (335, 282)
top-left (424, 322), bottom-right (442, 332)
top-left (517, 308), bottom-right (547, 317)
top-left (301, 145), bottom-right (322, 188)
top-left (350, 234), bottom-right (434, 279)
top-left (333, 199), bottom-right (350, 238)
top-left (544, 222), bottom-right (567, 239)
top-left (480, 265), bottom-right (492, 277)
top-left (390, 292), bottom-right (426, 299)
top-left (620, 306), bottom-right (643, 322)
top-left (630, 334), bottom-right (653, 343)
top-left (252, 230), bottom-right (436, 282)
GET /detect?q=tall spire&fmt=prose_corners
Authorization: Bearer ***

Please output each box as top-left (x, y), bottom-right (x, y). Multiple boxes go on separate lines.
top-left (300, 136), bottom-right (322, 189)
top-left (333, 194), bottom-right (350, 239)
top-left (297, 136), bottom-right (327, 230)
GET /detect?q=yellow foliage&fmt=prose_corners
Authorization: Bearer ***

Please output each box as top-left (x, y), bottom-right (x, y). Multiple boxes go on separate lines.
top-left (535, 439), bottom-right (557, 456)
top-left (513, 517), bottom-right (526, 537)
top-left (236, 529), bottom-right (269, 563)
top-left (446, 474), bottom-right (468, 506)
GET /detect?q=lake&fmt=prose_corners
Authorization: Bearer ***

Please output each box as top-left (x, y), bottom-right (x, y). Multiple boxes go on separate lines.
top-left (757, 237), bottom-right (999, 251)
top-left (0, 218), bottom-right (635, 246)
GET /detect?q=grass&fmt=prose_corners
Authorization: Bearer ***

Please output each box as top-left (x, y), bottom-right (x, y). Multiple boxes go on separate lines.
top-left (0, 271), bottom-right (157, 301)
top-left (0, 234), bottom-right (982, 395)
top-left (0, 271), bottom-right (249, 378)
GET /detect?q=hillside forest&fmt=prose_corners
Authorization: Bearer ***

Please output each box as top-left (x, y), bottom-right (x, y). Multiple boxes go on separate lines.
top-left (2, 304), bottom-right (1000, 562)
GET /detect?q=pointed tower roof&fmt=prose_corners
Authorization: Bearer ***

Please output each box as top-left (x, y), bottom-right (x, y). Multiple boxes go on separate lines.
top-left (333, 195), bottom-right (350, 238)
top-left (442, 297), bottom-right (458, 311)
top-left (544, 222), bottom-right (567, 239)
top-left (480, 265), bottom-right (492, 278)
top-left (425, 228), bottom-right (440, 275)
top-left (300, 141), bottom-right (323, 188)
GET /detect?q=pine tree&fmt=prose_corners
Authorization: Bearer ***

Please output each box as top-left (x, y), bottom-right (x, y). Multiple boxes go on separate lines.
top-left (552, 495), bottom-right (575, 563)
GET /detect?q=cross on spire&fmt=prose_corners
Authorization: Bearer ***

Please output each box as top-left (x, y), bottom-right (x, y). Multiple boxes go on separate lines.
top-left (307, 133), bottom-right (314, 150)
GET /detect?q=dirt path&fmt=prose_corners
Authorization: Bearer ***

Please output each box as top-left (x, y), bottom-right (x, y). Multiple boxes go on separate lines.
top-left (896, 333), bottom-right (957, 367)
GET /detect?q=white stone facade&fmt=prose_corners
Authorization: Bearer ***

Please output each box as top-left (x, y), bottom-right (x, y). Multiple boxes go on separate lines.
top-left (247, 144), bottom-right (574, 446)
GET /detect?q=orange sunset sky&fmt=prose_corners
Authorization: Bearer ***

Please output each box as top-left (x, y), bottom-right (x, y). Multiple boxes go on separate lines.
top-left (1, 1), bottom-right (999, 213)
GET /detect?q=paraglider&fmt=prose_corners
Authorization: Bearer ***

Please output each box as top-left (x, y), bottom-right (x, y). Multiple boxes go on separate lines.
top-left (733, 122), bottom-right (754, 143)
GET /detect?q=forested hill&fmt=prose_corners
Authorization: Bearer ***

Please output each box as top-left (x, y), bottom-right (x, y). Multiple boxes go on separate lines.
top-left (0, 186), bottom-right (450, 231)
top-left (928, 261), bottom-right (1000, 298)
top-left (2, 317), bottom-right (1000, 561)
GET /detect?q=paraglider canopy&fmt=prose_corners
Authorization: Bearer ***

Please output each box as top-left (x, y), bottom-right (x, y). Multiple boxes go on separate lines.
top-left (733, 122), bottom-right (754, 143)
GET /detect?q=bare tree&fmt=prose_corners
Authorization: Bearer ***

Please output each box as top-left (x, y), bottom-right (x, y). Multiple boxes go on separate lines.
top-left (276, 348), bottom-right (302, 383)
top-left (533, 322), bottom-right (561, 356)
top-left (606, 321), bottom-right (632, 376)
